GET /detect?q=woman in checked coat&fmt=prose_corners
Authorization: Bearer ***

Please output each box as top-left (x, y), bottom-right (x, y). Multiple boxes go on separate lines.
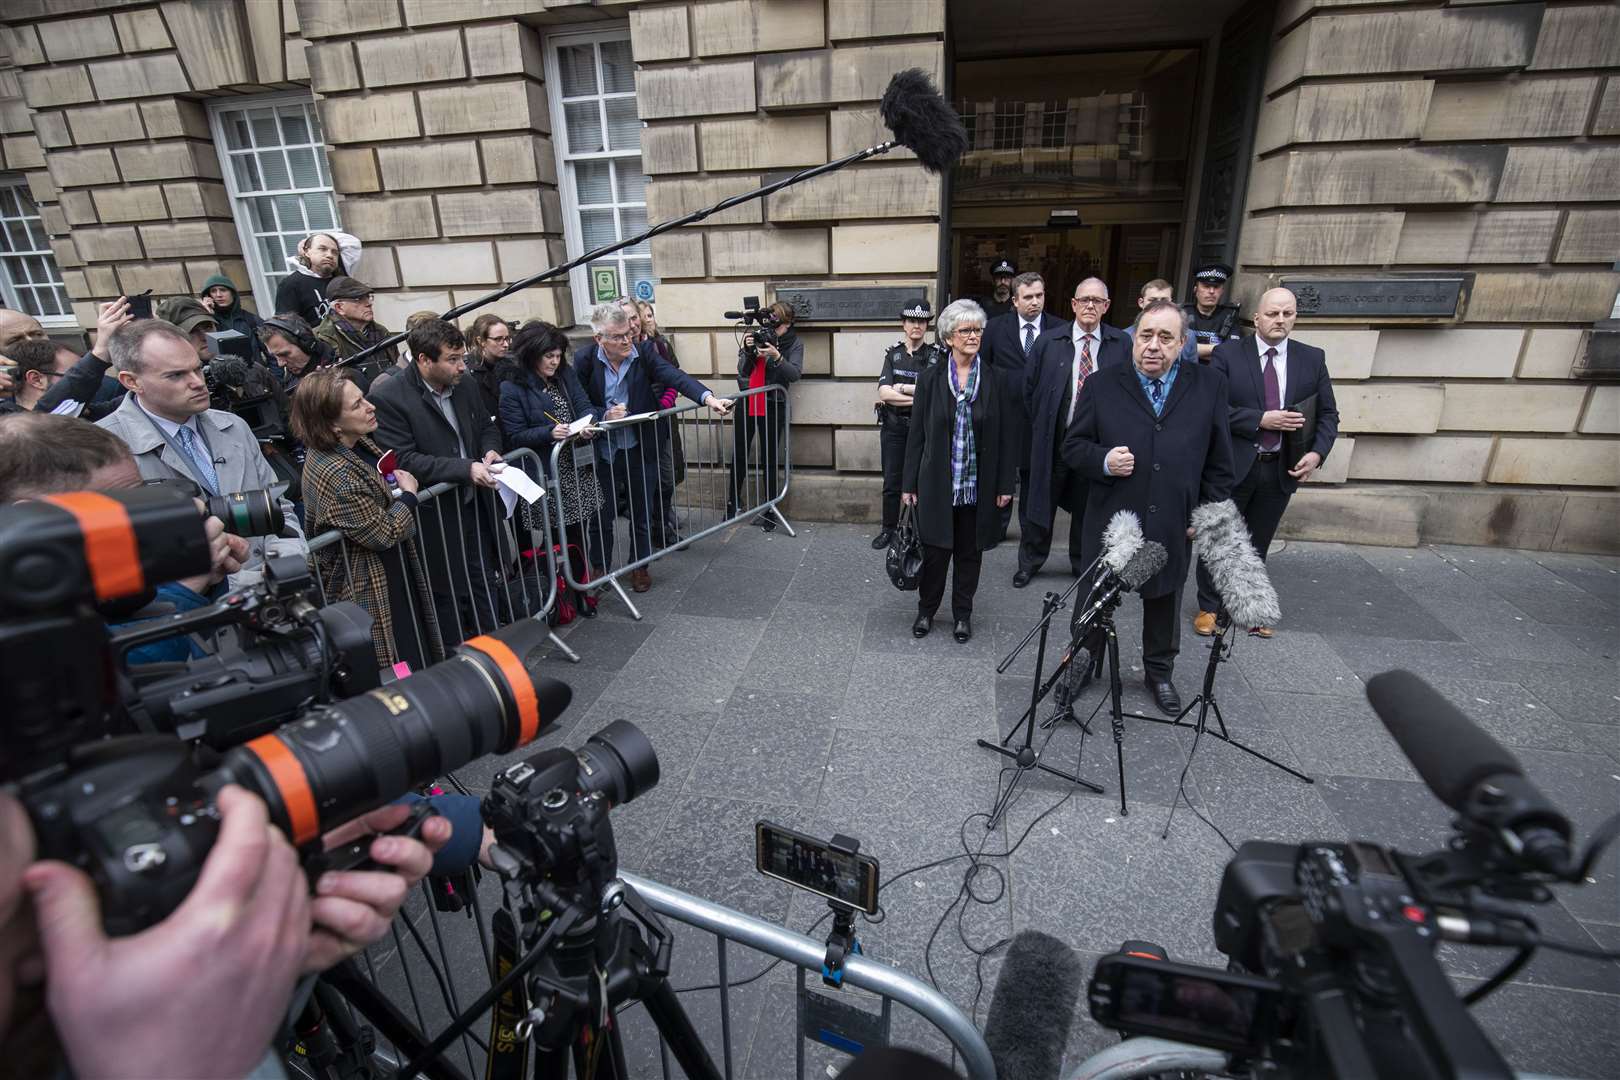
top-left (292, 368), bottom-right (444, 672)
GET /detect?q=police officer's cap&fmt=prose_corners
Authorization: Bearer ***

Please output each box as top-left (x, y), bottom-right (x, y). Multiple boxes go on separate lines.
top-left (900, 298), bottom-right (932, 321)
top-left (1193, 262), bottom-right (1233, 285)
top-left (991, 259), bottom-right (1017, 278)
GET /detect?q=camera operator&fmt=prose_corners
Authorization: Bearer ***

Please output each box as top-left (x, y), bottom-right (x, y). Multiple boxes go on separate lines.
top-left (727, 300), bottom-right (801, 531)
top-left (257, 314), bottom-right (335, 398)
top-left (97, 320), bottom-right (308, 589)
top-left (0, 298), bottom-right (133, 420)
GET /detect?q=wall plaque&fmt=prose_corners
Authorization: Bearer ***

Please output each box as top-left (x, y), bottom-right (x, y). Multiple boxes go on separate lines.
top-left (773, 286), bottom-right (923, 323)
top-left (1281, 276), bottom-right (1466, 318)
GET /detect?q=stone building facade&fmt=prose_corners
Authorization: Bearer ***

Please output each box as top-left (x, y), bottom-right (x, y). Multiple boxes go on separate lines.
top-left (0, 0), bottom-right (1614, 552)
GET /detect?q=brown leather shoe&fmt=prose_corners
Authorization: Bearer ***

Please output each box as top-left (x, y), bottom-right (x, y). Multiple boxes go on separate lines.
top-left (630, 567), bottom-right (652, 593)
top-left (1194, 610), bottom-right (1217, 636)
top-left (1248, 625), bottom-right (1273, 639)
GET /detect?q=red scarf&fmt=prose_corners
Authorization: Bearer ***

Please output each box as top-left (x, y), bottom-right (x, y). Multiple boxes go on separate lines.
top-left (747, 358), bottom-right (767, 416)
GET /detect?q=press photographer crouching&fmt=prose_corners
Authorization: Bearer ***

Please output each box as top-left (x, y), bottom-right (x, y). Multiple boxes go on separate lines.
top-left (0, 419), bottom-right (457, 1080)
top-left (727, 300), bottom-right (801, 531)
top-left (97, 319), bottom-right (308, 590)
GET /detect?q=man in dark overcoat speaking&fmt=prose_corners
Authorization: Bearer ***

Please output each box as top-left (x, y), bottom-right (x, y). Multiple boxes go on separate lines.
top-left (1063, 299), bottom-right (1235, 714)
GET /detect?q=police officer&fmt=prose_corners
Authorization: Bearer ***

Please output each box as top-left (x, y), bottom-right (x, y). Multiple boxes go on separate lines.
top-left (977, 259), bottom-right (1018, 319)
top-left (872, 298), bottom-right (943, 550)
top-left (1183, 261), bottom-right (1241, 362)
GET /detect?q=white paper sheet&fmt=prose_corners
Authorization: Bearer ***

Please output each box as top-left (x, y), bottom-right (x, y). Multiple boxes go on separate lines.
top-left (568, 413), bottom-right (595, 436)
top-left (494, 465), bottom-right (545, 519)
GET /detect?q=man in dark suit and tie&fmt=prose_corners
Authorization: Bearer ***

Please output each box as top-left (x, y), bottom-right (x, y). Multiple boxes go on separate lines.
top-left (982, 271), bottom-right (1063, 537)
top-left (1194, 287), bottom-right (1338, 638)
top-left (1015, 277), bottom-right (1132, 587)
top-left (1064, 300), bottom-right (1234, 714)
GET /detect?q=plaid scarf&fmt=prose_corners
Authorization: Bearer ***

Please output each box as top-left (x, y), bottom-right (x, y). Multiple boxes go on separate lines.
top-left (948, 356), bottom-right (980, 506)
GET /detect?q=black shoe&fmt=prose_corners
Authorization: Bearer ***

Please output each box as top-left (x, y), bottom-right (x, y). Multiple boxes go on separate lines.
top-left (872, 529), bottom-right (895, 550)
top-left (953, 618), bottom-right (972, 643)
top-left (1012, 568), bottom-right (1034, 588)
top-left (912, 614), bottom-right (932, 638)
top-left (1146, 677), bottom-right (1181, 716)
top-left (752, 514), bottom-right (776, 531)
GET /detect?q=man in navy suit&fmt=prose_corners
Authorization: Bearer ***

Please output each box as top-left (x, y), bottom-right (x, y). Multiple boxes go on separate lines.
top-left (1063, 300), bottom-right (1234, 714)
top-left (1194, 287), bottom-right (1338, 638)
top-left (575, 303), bottom-right (731, 592)
top-left (981, 272), bottom-right (1062, 538)
top-left (1015, 277), bottom-right (1132, 587)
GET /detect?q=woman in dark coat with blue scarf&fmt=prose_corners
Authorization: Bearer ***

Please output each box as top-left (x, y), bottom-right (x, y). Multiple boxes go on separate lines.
top-left (499, 324), bottom-right (604, 614)
top-left (902, 299), bottom-right (1017, 644)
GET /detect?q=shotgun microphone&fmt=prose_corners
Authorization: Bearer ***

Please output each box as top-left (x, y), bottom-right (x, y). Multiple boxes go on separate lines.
top-left (1191, 499), bottom-right (1280, 630)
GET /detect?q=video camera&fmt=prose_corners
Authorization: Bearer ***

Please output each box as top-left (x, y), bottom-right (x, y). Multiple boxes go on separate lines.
top-left (724, 295), bottom-right (780, 355)
top-left (1087, 671), bottom-right (1618, 1079)
top-left (0, 485), bottom-right (570, 935)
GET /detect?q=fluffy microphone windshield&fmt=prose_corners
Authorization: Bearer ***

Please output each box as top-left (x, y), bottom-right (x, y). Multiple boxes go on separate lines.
top-left (1119, 539), bottom-right (1168, 590)
top-left (1191, 500), bottom-right (1280, 628)
top-left (1099, 510), bottom-right (1144, 577)
top-left (879, 69), bottom-right (969, 173)
top-left (982, 930), bottom-right (1084, 1080)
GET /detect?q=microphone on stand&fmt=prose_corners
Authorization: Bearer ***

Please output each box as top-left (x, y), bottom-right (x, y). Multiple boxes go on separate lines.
top-left (1190, 499), bottom-right (1280, 630)
top-left (1056, 540), bottom-right (1168, 706)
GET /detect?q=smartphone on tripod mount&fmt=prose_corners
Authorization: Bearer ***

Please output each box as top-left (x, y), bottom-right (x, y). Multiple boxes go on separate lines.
top-left (755, 821), bottom-right (879, 914)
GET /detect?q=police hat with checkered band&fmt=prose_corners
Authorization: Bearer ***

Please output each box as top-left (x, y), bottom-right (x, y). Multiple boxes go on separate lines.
top-left (1193, 262), bottom-right (1233, 285)
top-left (900, 298), bottom-right (932, 322)
top-left (991, 259), bottom-right (1017, 278)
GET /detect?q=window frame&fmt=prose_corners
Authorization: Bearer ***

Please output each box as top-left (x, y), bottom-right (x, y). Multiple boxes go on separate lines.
top-left (542, 25), bottom-right (653, 325)
top-left (206, 91), bottom-right (340, 316)
top-left (0, 174), bottom-right (75, 328)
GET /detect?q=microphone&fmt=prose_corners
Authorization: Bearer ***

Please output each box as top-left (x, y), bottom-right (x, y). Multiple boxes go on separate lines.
top-left (982, 930), bottom-right (1084, 1080)
top-left (1190, 499), bottom-right (1280, 629)
top-left (1098, 510), bottom-right (1144, 578)
top-left (1058, 541), bottom-right (1168, 705)
top-left (878, 68), bottom-right (969, 173)
top-left (1365, 670), bottom-right (1574, 876)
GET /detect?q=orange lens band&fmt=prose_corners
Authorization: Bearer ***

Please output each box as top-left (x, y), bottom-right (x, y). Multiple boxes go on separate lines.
top-left (464, 634), bottom-right (540, 746)
top-left (242, 733), bottom-right (319, 845)
top-left (41, 492), bottom-right (145, 601)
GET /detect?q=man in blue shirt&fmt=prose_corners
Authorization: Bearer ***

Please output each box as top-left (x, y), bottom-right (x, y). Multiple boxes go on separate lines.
top-left (574, 303), bottom-right (731, 592)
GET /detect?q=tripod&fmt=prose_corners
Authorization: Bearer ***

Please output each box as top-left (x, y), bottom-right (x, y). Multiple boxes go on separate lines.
top-left (1137, 614), bottom-right (1313, 840)
top-left (390, 878), bottom-right (720, 1080)
top-left (978, 581), bottom-right (1104, 831)
top-left (1066, 585), bottom-right (1137, 817)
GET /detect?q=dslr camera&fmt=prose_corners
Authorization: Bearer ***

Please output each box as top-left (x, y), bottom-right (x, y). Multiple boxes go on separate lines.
top-left (0, 485), bottom-right (569, 935)
top-left (724, 295), bottom-right (780, 357)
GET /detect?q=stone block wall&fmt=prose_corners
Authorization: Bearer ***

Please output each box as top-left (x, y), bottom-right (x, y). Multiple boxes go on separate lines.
top-left (1237, 0), bottom-right (1620, 548)
top-left (631, 0), bottom-right (946, 475)
top-left (0, 0), bottom-right (312, 331)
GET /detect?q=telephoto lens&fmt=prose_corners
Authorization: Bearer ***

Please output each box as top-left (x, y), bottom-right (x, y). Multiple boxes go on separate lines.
top-left (214, 618), bottom-right (571, 845)
top-left (207, 488), bottom-right (285, 538)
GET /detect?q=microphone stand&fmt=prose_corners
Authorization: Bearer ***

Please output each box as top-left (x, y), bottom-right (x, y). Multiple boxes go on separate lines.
top-left (979, 575), bottom-right (1105, 831)
top-left (341, 141), bottom-right (908, 367)
top-left (1138, 611), bottom-right (1314, 840)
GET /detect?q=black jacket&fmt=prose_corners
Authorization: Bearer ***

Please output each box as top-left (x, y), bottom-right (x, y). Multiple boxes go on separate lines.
top-left (902, 358), bottom-right (1019, 552)
top-left (1062, 360), bottom-right (1235, 599)
top-left (1023, 322), bottom-right (1131, 525)
top-left (1211, 336), bottom-right (1339, 494)
top-left (498, 367), bottom-right (593, 453)
top-left (981, 311), bottom-right (1063, 378)
top-left (574, 343), bottom-right (713, 419)
top-left (368, 362), bottom-right (502, 488)
top-left (2, 349), bottom-right (124, 421)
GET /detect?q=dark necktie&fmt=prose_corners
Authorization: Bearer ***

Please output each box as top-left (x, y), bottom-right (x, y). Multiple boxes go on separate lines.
top-left (1022, 322), bottom-right (1035, 355)
top-left (1067, 335), bottom-right (1094, 424)
top-left (1261, 347), bottom-right (1281, 452)
top-left (1149, 378), bottom-right (1164, 411)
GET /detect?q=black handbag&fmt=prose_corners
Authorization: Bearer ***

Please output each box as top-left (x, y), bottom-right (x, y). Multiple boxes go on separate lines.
top-left (885, 504), bottom-right (924, 591)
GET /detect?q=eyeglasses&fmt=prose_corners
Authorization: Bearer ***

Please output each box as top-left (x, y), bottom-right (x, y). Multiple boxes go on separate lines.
top-left (1074, 296), bottom-right (1109, 306)
top-left (598, 332), bottom-right (633, 344)
top-left (953, 328), bottom-right (984, 337)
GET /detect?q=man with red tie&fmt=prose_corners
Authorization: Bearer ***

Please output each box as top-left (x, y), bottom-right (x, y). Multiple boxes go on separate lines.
top-left (1194, 287), bottom-right (1339, 638)
top-left (1015, 278), bottom-right (1131, 587)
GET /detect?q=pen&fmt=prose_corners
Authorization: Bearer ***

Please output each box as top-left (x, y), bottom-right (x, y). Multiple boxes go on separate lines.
top-left (543, 411), bottom-right (562, 424)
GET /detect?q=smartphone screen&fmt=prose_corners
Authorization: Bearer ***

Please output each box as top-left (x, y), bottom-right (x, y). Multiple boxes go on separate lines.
top-left (755, 821), bottom-right (879, 914)
top-left (1089, 954), bottom-right (1284, 1055)
top-left (128, 291), bottom-right (154, 320)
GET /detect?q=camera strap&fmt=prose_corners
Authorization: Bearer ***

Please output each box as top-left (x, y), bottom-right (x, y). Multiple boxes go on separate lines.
top-left (486, 905), bottom-right (531, 1079)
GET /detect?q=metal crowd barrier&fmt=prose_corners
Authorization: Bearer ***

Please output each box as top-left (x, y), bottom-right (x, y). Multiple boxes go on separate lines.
top-left (306, 446), bottom-right (578, 669)
top-left (308, 855), bottom-right (995, 1080)
top-left (547, 383), bottom-right (793, 619)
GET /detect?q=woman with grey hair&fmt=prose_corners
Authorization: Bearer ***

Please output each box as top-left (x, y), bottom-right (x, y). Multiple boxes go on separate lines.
top-left (901, 299), bottom-right (1017, 643)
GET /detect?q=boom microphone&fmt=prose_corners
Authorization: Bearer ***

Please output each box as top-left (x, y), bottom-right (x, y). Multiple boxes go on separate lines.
top-left (982, 930), bottom-right (1084, 1080)
top-left (1366, 670), bottom-right (1573, 876)
top-left (878, 68), bottom-right (969, 173)
top-left (1190, 499), bottom-right (1280, 629)
top-left (1099, 510), bottom-right (1144, 578)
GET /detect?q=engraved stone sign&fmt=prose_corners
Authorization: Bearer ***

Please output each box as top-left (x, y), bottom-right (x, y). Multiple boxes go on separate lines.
top-left (772, 286), bottom-right (923, 323)
top-left (1281, 276), bottom-right (1466, 318)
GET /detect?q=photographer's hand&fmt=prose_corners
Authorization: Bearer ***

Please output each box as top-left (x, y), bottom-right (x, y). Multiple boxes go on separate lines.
top-left (92, 297), bottom-right (133, 361)
top-left (24, 786), bottom-right (309, 1080)
top-left (704, 392), bottom-right (734, 417)
top-left (176, 514), bottom-right (249, 593)
top-left (0, 795), bottom-right (40, 1045)
top-left (303, 804), bottom-right (451, 974)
